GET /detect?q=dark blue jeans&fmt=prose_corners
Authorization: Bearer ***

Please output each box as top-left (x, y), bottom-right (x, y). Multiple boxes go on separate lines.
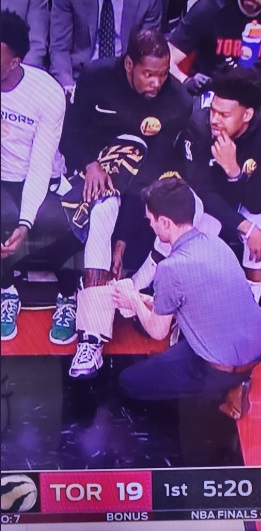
top-left (119, 339), bottom-right (251, 401)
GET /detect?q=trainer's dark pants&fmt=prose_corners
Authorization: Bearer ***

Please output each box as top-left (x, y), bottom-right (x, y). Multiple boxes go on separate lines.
top-left (119, 339), bottom-right (252, 401)
top-left (1, 182), bottom-right (83, 295)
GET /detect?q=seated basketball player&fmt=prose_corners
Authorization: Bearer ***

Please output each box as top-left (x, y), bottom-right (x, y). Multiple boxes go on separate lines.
top-left (1, 10), bottom-right (82, 343)
top-left (173, 66), bottom-right (261, 304)
top-left (63, 28), bottom-right (192, 376)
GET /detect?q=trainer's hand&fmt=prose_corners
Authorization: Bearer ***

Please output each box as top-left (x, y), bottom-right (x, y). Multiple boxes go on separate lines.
top-left (111, 240), bottom-right (126, 280)
top-left (140, 293), bottom-right (154, 310)
top-left (184, 73), bottom-right (211, 96)
top-left (2, 226), bottom-right (28, 258)
top-left (83, 161), bottom-right (114, 202)
top-left (112, 280), bottom-right (139, 312)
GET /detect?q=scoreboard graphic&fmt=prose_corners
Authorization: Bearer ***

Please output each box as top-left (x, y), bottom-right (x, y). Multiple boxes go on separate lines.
top-left (1, 467), bottom-right (261, 526)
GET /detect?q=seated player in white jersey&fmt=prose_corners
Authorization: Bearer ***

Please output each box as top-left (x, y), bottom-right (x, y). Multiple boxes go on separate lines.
top-left (1, 10), bottom-right (83, 343)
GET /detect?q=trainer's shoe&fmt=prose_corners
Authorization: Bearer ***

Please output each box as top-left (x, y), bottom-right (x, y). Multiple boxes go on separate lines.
top-left (169, 319), bottom-right (180, 347)
top-left (49, 294), bottom-right (77, 345)
top-left (69, 335), bottom-right (104, 378)
top-left (1, 291), bottom-right (21, 340)
top-left (219, 379), bottom-right (252, 420)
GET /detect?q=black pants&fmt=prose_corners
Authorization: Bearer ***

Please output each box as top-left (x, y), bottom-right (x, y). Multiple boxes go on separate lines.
top-left (119, 339), bottom-right (252, 401)
top-left (1, 182), bottom-right (83, 295)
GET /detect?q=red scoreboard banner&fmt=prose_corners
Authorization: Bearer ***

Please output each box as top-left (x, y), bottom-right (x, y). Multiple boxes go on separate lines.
top-left (40, 470), bottom-right (152, 513)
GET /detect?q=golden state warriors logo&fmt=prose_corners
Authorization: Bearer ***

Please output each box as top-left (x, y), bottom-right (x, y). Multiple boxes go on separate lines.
top-left (159, 171), bottom-right (182, 181)
top-left (242, 159), bottom-right (257, 177)
top-left (240, 46), bottom-right (252, 60)
top-left (140, 117), bottom-right (161, 136)
top-left (1, 119), bottom-right (10, 137)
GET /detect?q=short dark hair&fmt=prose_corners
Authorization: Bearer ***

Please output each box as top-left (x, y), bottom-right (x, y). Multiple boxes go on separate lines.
top-left (1, 9), bottom-right (30, 60)
top-left (126, 28), bottom-right (170, 65)
top-left (211, 65), bottom-right (261, 110)
top-left (141, 177), bottom-right (195, 225)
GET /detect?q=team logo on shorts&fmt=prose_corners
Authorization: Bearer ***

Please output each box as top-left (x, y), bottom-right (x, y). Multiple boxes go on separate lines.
top-left (1, 474), bottom-right (38, 512)
top-left (98, 142), bottom-right (145, 176)
top-left (140, 117), bottom-right (161, 136)
top-left (1, 119), bottom-right (10, 137)
top-left (242, 159), bottom-right (257, 177)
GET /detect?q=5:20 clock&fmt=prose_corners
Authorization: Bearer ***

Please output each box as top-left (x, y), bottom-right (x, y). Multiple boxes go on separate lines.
top-left (203, 480), bottom-right (253, 498)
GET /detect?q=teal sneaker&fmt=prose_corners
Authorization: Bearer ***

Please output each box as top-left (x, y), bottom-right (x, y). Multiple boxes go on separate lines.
top-left (49, 294), bottom-right (77, 345)
top-left (1, 291), bottom-right (21, 340)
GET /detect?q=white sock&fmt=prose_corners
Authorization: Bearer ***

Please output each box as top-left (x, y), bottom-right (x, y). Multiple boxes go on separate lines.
top-left (58, 292), bottom-right (77, 301)
top-left (247, 280), bottom-right (261, 304)
top-left (132, 253), bottom-right (157, 290)
top-left (1, 285), bottom-right (18, 296)
top-left (83, 331), bottom-right (102, 342)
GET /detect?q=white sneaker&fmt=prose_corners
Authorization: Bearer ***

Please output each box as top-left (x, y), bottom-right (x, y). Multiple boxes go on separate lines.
top-left (69, 336), bottom-right (104, 377)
